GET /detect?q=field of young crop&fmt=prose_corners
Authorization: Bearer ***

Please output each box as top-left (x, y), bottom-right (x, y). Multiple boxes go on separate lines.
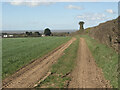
top-left (2, 36), bottom-right (71, 79)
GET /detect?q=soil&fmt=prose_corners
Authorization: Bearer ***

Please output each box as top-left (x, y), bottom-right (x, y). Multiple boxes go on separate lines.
top-left (2, 37), bottom-right (76, 88)
top-left (68, 38), bottom-right (111, 88)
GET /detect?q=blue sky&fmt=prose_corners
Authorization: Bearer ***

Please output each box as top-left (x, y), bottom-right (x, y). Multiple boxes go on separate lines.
top-left (2, 2), bottom-right (118, 31)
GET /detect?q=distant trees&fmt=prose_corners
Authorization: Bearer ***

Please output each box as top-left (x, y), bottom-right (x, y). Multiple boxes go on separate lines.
top-left (34, 32), bottom-right (41, 35)
top-left (52, 32), bottom-right (70, 36)
top-left (26, 31), bottom-right (32, 36)
top-left (25, 31), bottom-right (41, 37)
top-left (29, 32), bottom-right (32, 35)
top-left (26, 31), bottom-right (29, 35)
top-left (44, 28), bottom-right (52, 36)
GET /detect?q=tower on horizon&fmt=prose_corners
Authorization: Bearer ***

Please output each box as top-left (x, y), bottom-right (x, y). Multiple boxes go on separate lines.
top-left (79, 21), bottom-right (84, 31)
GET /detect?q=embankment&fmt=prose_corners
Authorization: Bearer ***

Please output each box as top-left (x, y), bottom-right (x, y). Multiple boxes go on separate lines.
top-left (85, 16), bottom-right (120, 52)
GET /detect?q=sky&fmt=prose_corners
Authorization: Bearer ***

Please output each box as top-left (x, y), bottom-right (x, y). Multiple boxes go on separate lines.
top-left (1, 1), bottom-right (118, 31)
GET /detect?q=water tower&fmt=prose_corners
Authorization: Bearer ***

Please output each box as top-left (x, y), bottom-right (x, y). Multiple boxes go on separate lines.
top-left (79, 21), bottom-right (84, 31)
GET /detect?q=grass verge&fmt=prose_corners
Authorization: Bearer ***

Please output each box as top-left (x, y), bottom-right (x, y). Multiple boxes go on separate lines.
top-left (81, 35), bottom-right (118, 88)
top-left (36, 36), bottom-right (79, 88)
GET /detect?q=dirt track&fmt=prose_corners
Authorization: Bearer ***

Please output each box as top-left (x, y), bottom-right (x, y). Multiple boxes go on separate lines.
top-left (3, 37), bottom-right (76, 88)
top-left (68, 38), bottom-right (111, 88)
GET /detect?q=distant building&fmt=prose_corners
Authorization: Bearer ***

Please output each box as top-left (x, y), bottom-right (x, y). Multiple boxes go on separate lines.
top-left (41, 34), bottom-right (45, 37)
top-left (79, 21), bottom-right (84, 31)
top-left (3, 35), bottom-right (8, 38)
top-left (8, 35), bottom-right (13, 37)
top-left (2, 34), bottom-right (14, 38)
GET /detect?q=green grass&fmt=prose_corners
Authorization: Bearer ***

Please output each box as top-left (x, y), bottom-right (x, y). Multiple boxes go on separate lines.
top-left (36, 36), bottom-right (79, 88)
top-left (81, 35), bottom-right (118, 88)
top-left (2, 36), bottom-right (71, 79)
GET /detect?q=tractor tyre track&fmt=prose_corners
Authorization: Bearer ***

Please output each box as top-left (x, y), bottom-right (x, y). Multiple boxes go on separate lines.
top-left (68, 38), bottom-right (111, 88)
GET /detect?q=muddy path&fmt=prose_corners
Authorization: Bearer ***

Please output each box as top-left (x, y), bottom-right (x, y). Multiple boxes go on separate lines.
top-left (68, 38), bottom-right (111, 88)
top-left (3, 37), bottom-right (76, 88)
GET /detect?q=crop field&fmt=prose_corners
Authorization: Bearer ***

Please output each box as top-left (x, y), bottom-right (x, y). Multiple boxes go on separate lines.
top-left (2, 36), bottom-right (71, 79)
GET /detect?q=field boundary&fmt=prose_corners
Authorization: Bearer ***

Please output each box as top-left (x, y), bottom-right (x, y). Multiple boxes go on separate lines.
top-left (2, 37), bottom-right (74, 87)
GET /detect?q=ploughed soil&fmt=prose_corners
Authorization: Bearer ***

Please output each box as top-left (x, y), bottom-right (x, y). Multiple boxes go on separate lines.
top-left (68, 38), bottom-right (111, 88)
top-left (2, 37), bottom-right (76, 88)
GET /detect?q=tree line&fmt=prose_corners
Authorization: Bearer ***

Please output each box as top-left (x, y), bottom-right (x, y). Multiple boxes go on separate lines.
top-left (26, 28), bottom-right (52, 37)
top-left (2, 28), bottom-right (70, 38)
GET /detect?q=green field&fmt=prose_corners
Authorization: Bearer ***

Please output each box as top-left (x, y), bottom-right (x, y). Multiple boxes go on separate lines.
top-left (2, 36), bottom-right (71, 79)
top-left (81, 35), bottom-right (118, 88)
top-left (2, 35), bottom-right (118, 88)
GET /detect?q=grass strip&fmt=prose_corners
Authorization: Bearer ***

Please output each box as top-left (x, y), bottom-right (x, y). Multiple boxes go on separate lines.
top-left (36, 36), bottom-right (79, 88)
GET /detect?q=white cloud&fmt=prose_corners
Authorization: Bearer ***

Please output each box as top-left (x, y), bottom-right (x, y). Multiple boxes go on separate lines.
top-left (6, 0), bottom-right (119, 7)
top-left (77, 13), bottom-right (113, 28)
top-left (10, 0), bottom-right (24, 6)
top-left (77, 13), bottom-right (111, 21)
top-left (9, 0), bottom-right (55, 7)
top-left (4, 0), bottom-right (120, 2)
top-left (106, 9), bottom-right (115, 14)
top-left (66, 5), bottom-right (83, 10)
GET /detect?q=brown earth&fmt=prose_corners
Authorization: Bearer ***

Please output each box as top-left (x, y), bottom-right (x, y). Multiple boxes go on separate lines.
top-left (2, 37), bottom-right (76, 88)
top-left (68, 38), bottom-right (111, 88)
